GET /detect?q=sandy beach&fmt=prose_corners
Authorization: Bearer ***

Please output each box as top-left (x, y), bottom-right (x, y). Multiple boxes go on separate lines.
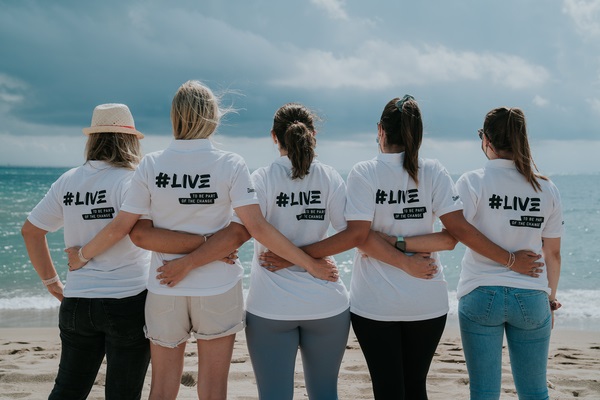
top-left (1, 324), bottom-right (598, 399)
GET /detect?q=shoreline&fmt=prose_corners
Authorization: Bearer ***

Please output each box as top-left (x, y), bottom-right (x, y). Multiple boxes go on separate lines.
top-left (1, 325), bottom-right (599, 399)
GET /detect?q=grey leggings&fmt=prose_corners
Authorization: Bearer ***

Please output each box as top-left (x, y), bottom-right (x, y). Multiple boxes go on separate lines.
top-left (245, 309), bottom-right (351, 400)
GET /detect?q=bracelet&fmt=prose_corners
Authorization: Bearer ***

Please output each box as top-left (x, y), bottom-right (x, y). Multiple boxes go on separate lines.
top-left (78, 247), bottom-right (90, 263)
top-left (505, 252), bottom-right (516, 270)
top-left (42, 275), bottom-right (61, 286)
top-left (549, 299), bottom-right (561, 311)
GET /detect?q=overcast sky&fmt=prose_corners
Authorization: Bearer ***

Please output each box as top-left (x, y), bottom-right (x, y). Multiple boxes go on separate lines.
top-left (1, 0), bottom-right (599, 175)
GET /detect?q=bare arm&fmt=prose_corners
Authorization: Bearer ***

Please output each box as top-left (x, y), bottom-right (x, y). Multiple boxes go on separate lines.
top-left (542, 237), bottom-right (561, 302)
top-left (65, 210), bottom-right (141, 270)
top-left (236, 204), bottom-right (338, 281)
top-left (154, 222), bottom-right (252, 287)
top-left (440, 210), bottom-right (544, 275)
top-left (374, 230), bottom-right (458, 253)
top-left (130, 219), bottom-right (210, 254)
top-left (357, 230), bottom-right (440, 279)
top-left (21, 220), bottom-right (64, 302)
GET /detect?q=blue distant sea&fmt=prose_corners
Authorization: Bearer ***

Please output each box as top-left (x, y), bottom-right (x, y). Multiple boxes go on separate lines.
top-left (1, 166), bottom-right (599, 330)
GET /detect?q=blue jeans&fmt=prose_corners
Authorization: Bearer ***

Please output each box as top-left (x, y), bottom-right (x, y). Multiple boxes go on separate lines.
top-left (49, 290), bottom-right (150, 400)
top-left (459, 286), bottom-right (552, 400)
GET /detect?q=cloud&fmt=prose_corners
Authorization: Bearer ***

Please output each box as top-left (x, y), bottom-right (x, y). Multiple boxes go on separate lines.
top-left (533, 95), bottom-right (550, 107)
top-left (0, 73), bottom-right (27, 106)
top-left (587, 97), bottom-right (600, 114)
top-left (270, 41), bottom-right (550, 90)
top-left (563, 0), bottom-right (600, 38)
top-left (310, 0), bottom-right (349, 20)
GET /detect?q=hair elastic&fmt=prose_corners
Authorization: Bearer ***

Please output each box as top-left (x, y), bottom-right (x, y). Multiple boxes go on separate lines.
top-left (395, 94), bottom-right (415, 111)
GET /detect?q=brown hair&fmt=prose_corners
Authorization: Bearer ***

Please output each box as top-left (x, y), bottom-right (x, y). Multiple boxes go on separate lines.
top-left (85, 132), bottom-right (142, 170)
top-left (379, 96), bottom-right (423, 184)
top-left (483, 107), bottom-right (546, 191)
top-left (171, 80), bottom-right (220, 140)
top-left (272, 103), bottom-right (318, 180)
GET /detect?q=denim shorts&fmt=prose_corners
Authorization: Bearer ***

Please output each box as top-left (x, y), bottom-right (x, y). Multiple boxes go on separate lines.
top-left (144, 280), bottom-right (244, 347)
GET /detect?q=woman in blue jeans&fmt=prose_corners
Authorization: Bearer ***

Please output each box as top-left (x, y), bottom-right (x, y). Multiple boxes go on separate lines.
top-left (21, 104), bottom-right (151, 399)
top-left (456, 107), bottom-right (563, 400)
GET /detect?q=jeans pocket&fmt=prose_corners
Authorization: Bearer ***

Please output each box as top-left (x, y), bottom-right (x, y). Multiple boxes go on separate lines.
top-left (103, 292), bottom-right (148, 340)
top-left (58, 297), bottom-right (78, 332)
top-left (459, 286), bottom-right (497, 324)
top-left (513, 290), bottom-right (551, 329)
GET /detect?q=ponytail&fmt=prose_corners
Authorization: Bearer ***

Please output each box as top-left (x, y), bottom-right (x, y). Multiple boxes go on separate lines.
top-left (284, 122), bottom-right (315, 179)
top-left (272, 103), bottom-right (319, 180)
top-left (484, 107), bottom-right (547, 191)
top-left (380, 95), bottom-right (423, 184)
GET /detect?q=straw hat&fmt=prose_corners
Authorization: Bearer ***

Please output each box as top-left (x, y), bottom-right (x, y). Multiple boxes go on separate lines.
top-left (82, 103), bottom-right (144, 138)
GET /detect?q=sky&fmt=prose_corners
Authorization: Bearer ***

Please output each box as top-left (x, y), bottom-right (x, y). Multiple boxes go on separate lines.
top-left (1, 0), bottom-right (599, 175)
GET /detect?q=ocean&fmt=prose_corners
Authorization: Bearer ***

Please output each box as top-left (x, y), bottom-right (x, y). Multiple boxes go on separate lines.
top-left (1, 166), bottom-right (599, 330)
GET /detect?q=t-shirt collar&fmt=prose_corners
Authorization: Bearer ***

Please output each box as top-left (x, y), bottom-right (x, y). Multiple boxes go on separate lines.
top-left (376, 152), bottom-right (405, 164)
top-left (168, 138), bottom-right (214, 152)
top-left (485, 158), bottom-right (516, 169)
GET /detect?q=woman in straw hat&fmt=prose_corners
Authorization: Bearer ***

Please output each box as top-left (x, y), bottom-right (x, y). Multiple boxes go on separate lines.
top-left (22, 103), bottom-right (151, 399)
top-left (66, 80), bottom-right (338, 400)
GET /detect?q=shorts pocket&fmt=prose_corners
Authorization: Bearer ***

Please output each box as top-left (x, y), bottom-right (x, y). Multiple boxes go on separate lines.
top-left (200, 283), bottom-right (243, 316)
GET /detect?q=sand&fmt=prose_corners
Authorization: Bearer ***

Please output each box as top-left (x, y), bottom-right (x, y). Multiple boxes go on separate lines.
top-left (0, 325), bottom-right (598, 399)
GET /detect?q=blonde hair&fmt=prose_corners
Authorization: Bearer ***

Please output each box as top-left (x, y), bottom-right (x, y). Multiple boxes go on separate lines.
top-left (171, 80), bottom-right (221, 140)
top-left (85, 133), bottom-right (142, 170)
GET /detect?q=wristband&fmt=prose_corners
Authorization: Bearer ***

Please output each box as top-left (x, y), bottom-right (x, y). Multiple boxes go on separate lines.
top-left (394, 236), bottom-right (406, 253)
top-left (78, 247), bottom-right (90, 263)
top-left (42, 275), bottom-right (61, 286)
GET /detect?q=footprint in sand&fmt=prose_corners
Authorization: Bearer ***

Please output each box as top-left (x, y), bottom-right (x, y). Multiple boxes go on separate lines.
top-left (181, 371), bottom-right (197, 387)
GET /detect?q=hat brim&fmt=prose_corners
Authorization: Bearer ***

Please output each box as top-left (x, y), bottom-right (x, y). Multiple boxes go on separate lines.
top-left (82, 126), bottom-right (144, 139)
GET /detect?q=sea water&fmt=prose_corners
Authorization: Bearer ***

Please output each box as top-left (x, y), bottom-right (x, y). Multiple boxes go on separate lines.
top-left (1, 166), bottom-right (599, 330)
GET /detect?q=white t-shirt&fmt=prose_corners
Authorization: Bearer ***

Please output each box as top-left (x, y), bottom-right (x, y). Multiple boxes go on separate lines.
top-left (455, 159), bottom-right (564, 299)
top-left (346, 153), bottom-right (462, 321)
top-left (27, 161), bottom-right (150, 299)
top-left (244, 157), bottom-right (350, 320)
top-left (120, 139), bottom-right (258, 296)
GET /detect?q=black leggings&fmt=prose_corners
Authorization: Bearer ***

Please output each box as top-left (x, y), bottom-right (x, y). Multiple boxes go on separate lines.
top-left (351, 313), bottom-right (447, 400)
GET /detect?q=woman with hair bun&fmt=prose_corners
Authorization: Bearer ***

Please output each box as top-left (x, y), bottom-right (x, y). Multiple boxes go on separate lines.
top-left (456, 107), bottom-right (563, 399)
top-left (242, 103), bottom-right (353, 400)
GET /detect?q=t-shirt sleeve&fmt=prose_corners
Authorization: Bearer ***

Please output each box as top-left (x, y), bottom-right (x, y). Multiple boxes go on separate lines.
top-left (431, 160), bottom-right (463, 218)
top-left (345, 165), bottom-right (375, 222)
top-left (120, 158), bottom-right (152, 215)
top-left (229, 156), bottom-right (259, 209)
top-left (328, 172), bottom-right (348, 232)
top-left (542, 182), bottom-right (564, 238)
top-left (27, 180), bottom-right (64, 232)
top-left (455, 173), bottom-right (479, 223)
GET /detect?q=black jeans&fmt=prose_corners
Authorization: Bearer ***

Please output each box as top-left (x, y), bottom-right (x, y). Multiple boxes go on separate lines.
top-left (49, 290), bottom-right (150, 400)
top-left (351, 312), bottom-right (447, 400)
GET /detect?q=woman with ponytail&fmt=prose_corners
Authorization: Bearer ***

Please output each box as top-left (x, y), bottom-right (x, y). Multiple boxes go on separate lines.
top-left (241, 103), bottom-right (354, 399)
top-left (456, 107), bottom-right (563, 399)
top-left (344, 97), bottom-right (545, 399)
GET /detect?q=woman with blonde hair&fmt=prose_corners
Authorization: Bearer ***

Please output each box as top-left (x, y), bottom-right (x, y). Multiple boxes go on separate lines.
top-left (66, 81), bottom-right (337, 400)
top-left (22, 103), bottom-right (150, 399)
top-left (457, 107), bottom-right (563, 399)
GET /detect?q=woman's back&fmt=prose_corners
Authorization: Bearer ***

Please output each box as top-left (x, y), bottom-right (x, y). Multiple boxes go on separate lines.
top-left (456, 159), bottom-right (563, 297)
